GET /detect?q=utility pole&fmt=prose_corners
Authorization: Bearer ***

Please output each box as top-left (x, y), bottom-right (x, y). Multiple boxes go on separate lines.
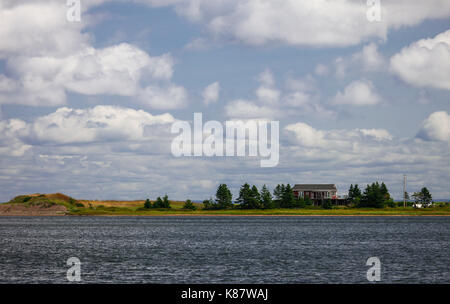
top-left (403, 174), bottom-right (407, 208)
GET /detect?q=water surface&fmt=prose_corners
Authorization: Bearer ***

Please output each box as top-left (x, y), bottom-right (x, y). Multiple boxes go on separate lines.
top-left (0, 216), bottom-right (448, 283)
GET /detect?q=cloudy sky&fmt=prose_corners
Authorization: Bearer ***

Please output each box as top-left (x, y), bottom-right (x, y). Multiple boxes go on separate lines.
top-left (0, 0), bottom-right (449, 201)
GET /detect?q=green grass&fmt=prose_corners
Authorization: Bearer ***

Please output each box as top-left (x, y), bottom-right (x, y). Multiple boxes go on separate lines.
top-left (68, 205), bottom-right (450, 216)
top-left (4, 193), bottom-right (450, 216)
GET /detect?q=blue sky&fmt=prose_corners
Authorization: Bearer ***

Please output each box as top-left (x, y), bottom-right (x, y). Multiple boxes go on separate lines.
top-left (0, 0), bottom-right (449, 201)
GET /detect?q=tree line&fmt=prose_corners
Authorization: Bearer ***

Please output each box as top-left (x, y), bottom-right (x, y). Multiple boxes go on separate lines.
top-left (142, 182), bottom-right (434, 210)
top-left (202, 183), bottom-right (326, 210)
top-left (348, 183), bottom-right (433, 208)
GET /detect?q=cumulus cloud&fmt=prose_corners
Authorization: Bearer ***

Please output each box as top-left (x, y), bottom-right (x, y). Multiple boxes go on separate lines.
top-left (225, 70), bottom-right (335, 120)
top-left (140, 0), bottom-right (450, 47)
top-left (417, 111), bottom-right (450, 142)
top-left (224, 99), bottom-right (278, 120)
top-left (331, 80), bottom-right (381, 106)
top-left (0, 43), bottom-right (184, 108)
top-left (0, 2), bottom-right (187, 109)
top-left (281, 120), bottom-right (449, 199)
top-left (1, 108), bottom-right (449, 201)
top-left (285, 123), bottom-right (326, 148)
top-left (354, 43), bottom-right (386, 71)
top-left (0, 119), bottom-right (31, 156)
top-left (390, 30), bottom-right (450, 90)
top-left (285, 122), bottom-right (392, 149)
top-left (202, 81), bottom-right (220, 105)
top-left (139, 84), bottom-right (188, 110)
top-left (331, 43), bottom-right (386, 79)
top-left (0, 1), bottom-right (89, 58)
top-left (23, 106), bottom-right (175, 145)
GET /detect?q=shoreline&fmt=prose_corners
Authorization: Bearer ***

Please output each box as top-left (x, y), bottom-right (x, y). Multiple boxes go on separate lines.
top-left (1, 213), bottom-right (450, 217)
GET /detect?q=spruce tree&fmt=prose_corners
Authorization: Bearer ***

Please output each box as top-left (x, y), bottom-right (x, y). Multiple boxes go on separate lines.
top-left (260, 185), bottom-right (274, 209)
top-left (144, 198), bottom-right (151, 209)
top-left (215, 184), bottom-right (233, 209)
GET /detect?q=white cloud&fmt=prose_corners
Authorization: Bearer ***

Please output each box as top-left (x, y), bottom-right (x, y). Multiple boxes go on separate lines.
top-left (283, 92), bottom-right (335, 119)
top-left (0, 2), bottom-right (187, 110)
top-left (202, 81), bottom-right (220, 105)
top-left (257, 69), bottom-right (275, 87)
top-left (224, 99), bottom-right (278, 119)
top-left (331, 43), bottom-right (385, 78)
top-left (184, 37), bottom-right (212, 50)
top-left (360, 129), bottom-right (393, 141)
top-left (286, 122), bottom-right (393, 148)
top-left (354, 43), bottom-right (386, 71)
top-left (417, 111), bottom-right (450, 142)
top-left (139, 84), bottom-right (188, 110)
top-left (285, 123), bottom-right (326, 148)
top-left (0, 1), bottom-right (89, 58)
top-left (0, 43), bottom-right (182, 108)
top-left (225, 71), bottom-right (334, 119)
top-left (331, 80), bottom-right (381, 106)
top-left (141, 0), bottom-right (450, 47)
top-left (0, 119), bottom-right (31, 156)
top-left (25, 106), bottom-right (175, 145)
top-left (255, 86), bottom-right (280, 105)
top-left (390, 30), bottom-right (450, 90)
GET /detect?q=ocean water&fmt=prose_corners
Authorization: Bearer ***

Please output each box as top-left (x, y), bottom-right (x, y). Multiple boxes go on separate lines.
top-left (0, 216), bottom-right (448, 283)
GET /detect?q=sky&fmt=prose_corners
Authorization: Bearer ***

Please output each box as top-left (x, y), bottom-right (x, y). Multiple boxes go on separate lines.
top-left (0, 0), bottom-right (449, 201)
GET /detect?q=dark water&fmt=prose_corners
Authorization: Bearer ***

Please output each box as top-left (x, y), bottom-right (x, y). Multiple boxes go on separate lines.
top-left (0, 216), bottom-right (448, 283)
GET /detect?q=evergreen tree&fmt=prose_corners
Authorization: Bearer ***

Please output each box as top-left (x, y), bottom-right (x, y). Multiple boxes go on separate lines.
top-left (380, 182), bottom-right (390, 201)
top-left (153, 196), bottom-right (164, 208)
top-left (420, 187), bottom-right (432, 205)
top-left (348, 184), bottom-right (354, 200)
top-left (281, 184), bottom-right (296, 208)
top-left (353, 184), bottom-right (362, 199)
top-left (260, 185), bottom-right (274, 209)
top-left (251, 185), bottom-right (262, 209)
top-left (413, 187), bottom-right (433, 207)
top-left (237, 183), bottom-right (261, 209)
top-left (183, 199), bottom-right (196, 210)
top-left (348, 184), bottom-right (362, 203)
top-left (162, 194), bottom-right (171, 208)
top-left (144, 198), bottom-right (151, 209)
top-left (215, 184), bottom-right (233, 209)
top-left (273, 184), bottom-right (284, 207)
top-left (360, 182), bottom-right (389, 208)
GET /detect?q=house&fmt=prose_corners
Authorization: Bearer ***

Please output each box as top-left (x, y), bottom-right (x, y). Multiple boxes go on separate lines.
top-left (292, 184), bottom-right (346, 205)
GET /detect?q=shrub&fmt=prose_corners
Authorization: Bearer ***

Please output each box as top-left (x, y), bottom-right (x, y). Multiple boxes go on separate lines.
top-left (183, 199), bottom-right (197, 210)
top-left (322, 199), bottom-right (332, 209)
top-left (386, 198), bottom-right (395, 208)
top-left (144, 199), bottom-right (152, 209)
top-left (153, 196), bottom-right (171, 209)
top-left (304, 196), bottom-right (313, 206)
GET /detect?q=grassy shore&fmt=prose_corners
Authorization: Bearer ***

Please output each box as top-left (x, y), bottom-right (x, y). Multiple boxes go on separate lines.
top-left (71, 206), bottom-right (450, 216)
top-left (2, 193), bottom-right (450, 216)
